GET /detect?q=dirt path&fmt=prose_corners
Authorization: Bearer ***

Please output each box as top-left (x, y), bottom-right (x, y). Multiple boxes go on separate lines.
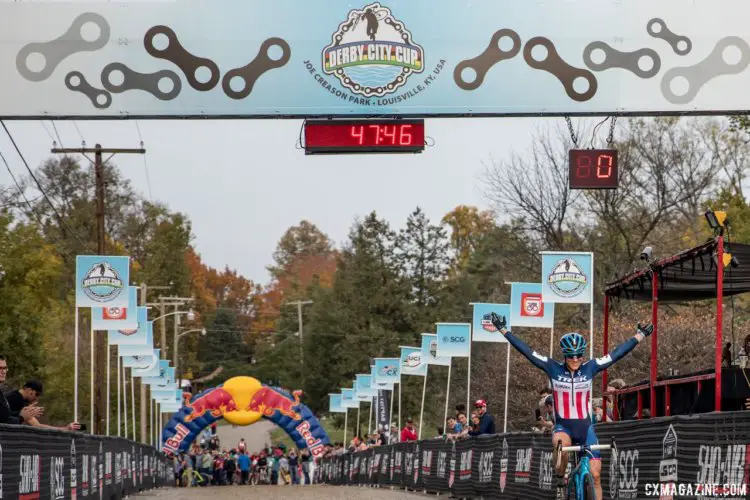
top-left (215, 420), bottom-right (275, 452)
top-left (136, 484), bottom-right (422, 499)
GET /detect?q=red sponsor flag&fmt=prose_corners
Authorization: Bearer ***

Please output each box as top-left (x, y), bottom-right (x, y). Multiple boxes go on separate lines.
top-left (520, 293), bottom-right (544, 317)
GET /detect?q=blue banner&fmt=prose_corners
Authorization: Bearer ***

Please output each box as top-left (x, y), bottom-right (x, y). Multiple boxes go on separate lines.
top-left (328, 394), bottom-right (347, 413)
top-left (107, 307), bottom-right (150, 346)
top-left (2, 1), bottom-right (749, 118)
top-left (471, 303), bottom-right (510, 343)
top-left (121, 349), bottom-right (159, 370)
top-left (540, 252), bottom-right (594, 304)
top-left (399, 345), bottom-right (426, 377)
top-left (373, 358), bottom-right (400, 385)
top-left (355, 374), bottom-right (377, 399)
top-left (142, 362), bottom-right (175, 388)
top-left (341, 388), bottom-right (359, 409)
top-left (436, 323), bottom-right (471, 358)
top-left (75, 255), bottom-right (130, 308)
top-left (421, 333), bottom-right (451, 366)
top-left (91, 285), bottom-right (138, 330)
top-left (509, 282), bottom-right (555, 328)
top-left (370, 365), bottom-right (394, 391)
top-left (130, 350), bottom-right (161, 377)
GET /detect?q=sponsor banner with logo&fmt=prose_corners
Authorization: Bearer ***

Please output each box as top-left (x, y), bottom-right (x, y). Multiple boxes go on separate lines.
top-left (316, 411), bottom-right (750, 500)
top-left (92, 286), bottom-right (138, 331)
top-left (128, 350), bottom-right (161, 378)
top-left (4, 1), bottom-right (750, 118)
top-left (400, 346), bottom-right (427, 377)
top-left (107, 307), bottom-right (150, 346)
top-left (540, 252), bottom-right (594, 304)
top-left (509, 282), bottom-right (555, 329)
top-left (471, 303), bottom-right (510, 343)
top-left (341, 388), bottom-right (360, 409)
top-left (376, 389), bottom-right (390, 432)
top-left (141, 362), bottom-right (174, 388)
top-left (355, 374), bottom-right (377, 399)
top-left (0, 423), bottom-right (171, 499)
top-left (75, 255), bottom-right (130, 308)
top-left (435, 323), bottom-right (471, 358)
top-left (422, 333), bottom-right (451, 366)
top-left (373, 358), bottom-right (400, 385)
top-left (150, 387), bottom-right (180, 403)
top-left (329, 393), bottom-right (347, 413)
top-left (121, 349), bottom-right (159, 370)
top-left (370, 365), bottom-right (394, 391)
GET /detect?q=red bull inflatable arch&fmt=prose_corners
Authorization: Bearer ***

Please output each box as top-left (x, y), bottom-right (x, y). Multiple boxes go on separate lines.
top-left (161, 376), bottom-right (330, 458)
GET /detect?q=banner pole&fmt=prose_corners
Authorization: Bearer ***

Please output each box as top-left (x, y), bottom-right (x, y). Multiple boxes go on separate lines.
top-left (549, 327), bottom-right (555, 358)
top-left (368, 398), bottom-right (373, 435)
top-left (443, 361), bottom-right (452, 436)
top-left (418, 366), bottom-right (428, 440)
top-left (388, 385), bottom-right (394, 440)
top-left (466, 342), bottom-right (471, 413)
top-left (117, 353), bottom-right (121, 437)
top-left (74, 307), bottom-right (79, 424)
top-left (356, 406), bottom-right (360, 439)
top-left (131, 370), bottom-right (136, 440)
top-left (106, 343), bottom-right (110, 435)
top-left (398, 381), bottom-right (402, 441)
top-left (590, 251), bottom-right (595, 359)
top-left (503, 342), bottom-right (511, 433)
top-left (123, 368), bottom-right (129, 439)
top-left (343, 409), bottom-right (348, 446)
top-left (90, 323), bottom-right (94, 434)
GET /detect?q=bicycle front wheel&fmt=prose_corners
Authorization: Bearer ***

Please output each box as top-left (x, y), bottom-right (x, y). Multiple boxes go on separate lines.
top-left (583, 472), bottom-right (596, 500)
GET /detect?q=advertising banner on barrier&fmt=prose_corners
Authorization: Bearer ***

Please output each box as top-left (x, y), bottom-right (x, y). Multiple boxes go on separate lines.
top-left (316, 411), bottom-right (750, 499)
top-left (4, 0), bottom-right (750, 118)
top-left (540, 252), bottom-right (594, 304)
top-left (75, 255), bottom-right (130, 308)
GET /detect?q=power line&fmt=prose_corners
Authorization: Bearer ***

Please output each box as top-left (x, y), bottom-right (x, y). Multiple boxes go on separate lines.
top-left (134, 121), bottom-right (153, 201)
top-left (0, 120), bottom-right (89, 253)
top-left (50, 120), bottom-right (64, 148)
top-left (72, 121), bottom-right (86, 146)
top-left (39, 122), bottom-right (55, 144)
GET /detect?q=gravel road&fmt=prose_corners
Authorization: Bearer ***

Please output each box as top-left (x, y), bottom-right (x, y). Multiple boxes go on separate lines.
top-left (134, 485), bottom-right (422, 499)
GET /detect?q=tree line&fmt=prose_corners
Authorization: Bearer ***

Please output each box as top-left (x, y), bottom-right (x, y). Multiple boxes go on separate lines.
top-left (0, 116), bottom-right (748, 434)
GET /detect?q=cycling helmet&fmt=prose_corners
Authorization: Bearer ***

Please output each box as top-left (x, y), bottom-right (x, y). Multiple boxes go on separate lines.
top-left (560, 332), bottom-right (587, 357)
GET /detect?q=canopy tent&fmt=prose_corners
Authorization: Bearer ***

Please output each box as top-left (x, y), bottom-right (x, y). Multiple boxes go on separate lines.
top-left (600, 236), bottom-right (741, 415)
top-left (604, 240), bottom-right (750, 302)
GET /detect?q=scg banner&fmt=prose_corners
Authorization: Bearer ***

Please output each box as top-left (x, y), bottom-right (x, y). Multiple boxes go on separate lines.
top-left (316, 411), bottom-right (750, 499)
top-left (2, 0), bottom-right (750, 118)
top-left (0, 424), bottom-right (171, 499)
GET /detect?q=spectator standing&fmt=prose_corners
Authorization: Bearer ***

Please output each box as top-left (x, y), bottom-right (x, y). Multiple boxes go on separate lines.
top-left (237, 438), bottom-right (247, 454)
top-left (300, 447), bottom-right (311, 485)
top-left (288, 449), bottom-right (299, 484)
top-left (237, 451), bottom-right (250, 484)
top-left (400, 418), bottom-right (418, 441)
top-left (224, 452), bottom-right (236, 485)
top-left (6, 380), bottom-right (79, 430)
top-left (279, 454), bottom-right (291, 484)
top-left (468, 400), bottom-right (496, 436)
top-left (0, 357), bottom-right (42, 424)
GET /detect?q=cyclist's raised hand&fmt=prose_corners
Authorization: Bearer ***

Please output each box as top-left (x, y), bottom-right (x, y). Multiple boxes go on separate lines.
top-left (490, 312), bottom-right (508, 333)
top-left (636, 322), bottom-right (654, 340)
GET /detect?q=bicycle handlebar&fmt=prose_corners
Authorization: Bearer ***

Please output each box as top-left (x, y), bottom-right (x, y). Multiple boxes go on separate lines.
top-left (560, 444), bottom-right (611, 452)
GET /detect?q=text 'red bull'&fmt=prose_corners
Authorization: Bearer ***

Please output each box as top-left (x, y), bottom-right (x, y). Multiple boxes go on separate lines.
top-left (182, 388), bottom-right (238, 422)
top-left (162, 423), bottom-right (190, 456)
top-left (295, 420), bottom-right (326, 458)
top-left (246, 387), bottom-right (303, 420)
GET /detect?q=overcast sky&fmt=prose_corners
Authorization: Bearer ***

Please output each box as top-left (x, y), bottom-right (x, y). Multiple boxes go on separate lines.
top-left (0, 117), bottom-right (546, 285)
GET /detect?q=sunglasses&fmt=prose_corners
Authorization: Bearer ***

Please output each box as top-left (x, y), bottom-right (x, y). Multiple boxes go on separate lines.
top-left (565, 354), bottom-right (584, 360)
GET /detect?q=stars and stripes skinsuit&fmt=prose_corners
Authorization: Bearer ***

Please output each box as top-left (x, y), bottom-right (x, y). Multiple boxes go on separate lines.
top-left (503, 330), bottom-right (640, 459)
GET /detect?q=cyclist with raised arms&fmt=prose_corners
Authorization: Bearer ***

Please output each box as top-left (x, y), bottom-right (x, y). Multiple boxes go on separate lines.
top-left (490, 312), bottom-right (653, 500)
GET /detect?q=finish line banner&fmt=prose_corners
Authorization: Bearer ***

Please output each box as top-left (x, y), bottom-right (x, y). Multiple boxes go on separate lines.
top-left (2, 0), bottom-right (750, 118)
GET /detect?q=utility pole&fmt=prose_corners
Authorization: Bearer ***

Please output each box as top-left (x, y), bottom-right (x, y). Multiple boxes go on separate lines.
top-left (285, 300), bottom-right (313, 384)
top-left (52, 144), bottom-right (145, 436)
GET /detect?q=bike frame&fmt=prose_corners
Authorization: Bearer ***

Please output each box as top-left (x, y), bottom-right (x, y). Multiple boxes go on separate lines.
top-left (558, 441), bottom-right (613, 500)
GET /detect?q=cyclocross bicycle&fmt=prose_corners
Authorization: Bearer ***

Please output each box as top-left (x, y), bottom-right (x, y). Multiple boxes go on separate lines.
top-left (556, 439), bottom-right (613, 500)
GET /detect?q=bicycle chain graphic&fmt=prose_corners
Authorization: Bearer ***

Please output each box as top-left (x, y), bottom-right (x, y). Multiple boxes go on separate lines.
top-left (523, 37), bottom-right (597, 102)
top-left (17, 12), bottom-right (110, 82)
top-left (222, 38), bottom-right (291, 100)
top-left (144, 25), bottom-right (221, 91)
top-left (583, 41), bottom-right (661, 79)
top-left (647, 18), bottom-right (692, 56)
top-left (101, 62), bottom-right (182, 101)
top-left (65, 71), bottom-right (111, 109)
top-left (661, 36), bottom-right (750, 104)
top-left (454, 29), bottom-right (521, 90)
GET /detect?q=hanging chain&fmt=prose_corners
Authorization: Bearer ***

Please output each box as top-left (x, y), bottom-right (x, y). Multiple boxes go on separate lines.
top-left (606, 115), bottom-right (618, 146)
top-left (564, 115), bottom-right (579, 148)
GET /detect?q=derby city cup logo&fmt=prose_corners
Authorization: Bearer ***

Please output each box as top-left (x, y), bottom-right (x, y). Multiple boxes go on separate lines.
top-left (322, 3), bottom-right (424, 97)
top-left (547, 258), bottom-right (588, 298)
top-left (481, 313), bottom-right (498, 332)
top-left (81, 262), bottom-right (124, 302)
top-left (521, 293), bottom-right (544, 317)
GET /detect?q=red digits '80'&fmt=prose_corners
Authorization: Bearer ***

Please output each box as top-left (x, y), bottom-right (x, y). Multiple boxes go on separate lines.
top-left (576, 155), bottom-right (591, 178)
top-left (597, 154), bottom-right (613, 178)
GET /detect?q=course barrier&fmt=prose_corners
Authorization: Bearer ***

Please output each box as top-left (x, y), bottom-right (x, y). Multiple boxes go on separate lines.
top-left (315, 411), bottom-right (750, 499)
top-left (0, 423), bottom-right (172, 499)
